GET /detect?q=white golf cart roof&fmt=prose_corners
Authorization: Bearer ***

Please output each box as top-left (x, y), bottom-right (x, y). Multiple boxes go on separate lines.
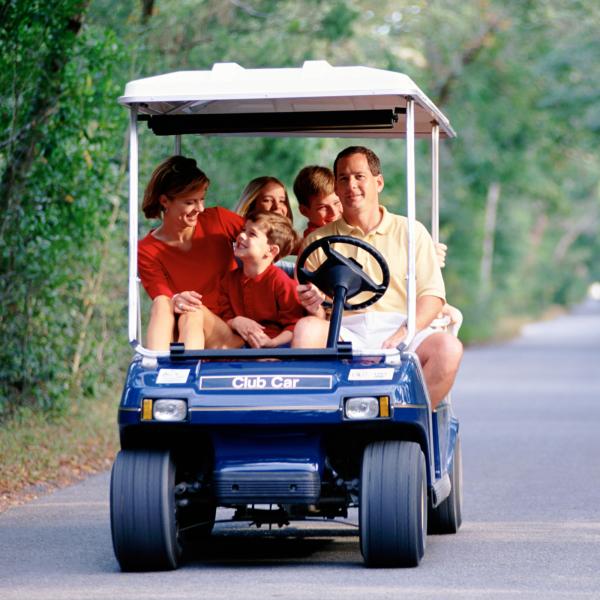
top-left (119, 61), bottom-right (455, 140)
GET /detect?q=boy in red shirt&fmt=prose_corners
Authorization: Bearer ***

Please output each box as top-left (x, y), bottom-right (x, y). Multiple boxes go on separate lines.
top-left (294, 166), bottom-right (343, 238)
top-left (218, 211), bottom-right (303, 348)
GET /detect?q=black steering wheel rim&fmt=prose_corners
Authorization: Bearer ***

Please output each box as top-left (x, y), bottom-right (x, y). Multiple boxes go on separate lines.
top-left (297, 235), bottom-right (390, 311)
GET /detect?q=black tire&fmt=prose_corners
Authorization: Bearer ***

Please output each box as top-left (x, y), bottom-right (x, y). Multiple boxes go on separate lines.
top-left (428, 435), bottom-right (463, 534)
top-left (110, 450), bottom-right (181, 571)
top-left (359, 440), bottom-right (427, 568)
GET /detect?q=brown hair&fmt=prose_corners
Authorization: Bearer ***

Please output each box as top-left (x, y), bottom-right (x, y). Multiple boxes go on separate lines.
top-left (142, 155), bottom-right (210, 219)
top-left (293, 166), bottom-right (335, 208)
top-left (245, 210), bottom-right (296, 262)
top-left (233, 176), bottom-right (293, 224)
top-left (333, 146), bottom-right (381, 178)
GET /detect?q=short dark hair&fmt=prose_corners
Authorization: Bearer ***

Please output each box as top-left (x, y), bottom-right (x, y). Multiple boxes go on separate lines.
top-left (245, 210), bottom-right (296, 262)
top-left (293, 166), bottom-right (335, 208)
top-left (333, 146), bottom-right (381, 178)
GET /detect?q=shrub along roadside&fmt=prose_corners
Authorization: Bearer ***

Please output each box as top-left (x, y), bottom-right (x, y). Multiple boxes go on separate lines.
top-left (0, 390), bottom-right (119, 514)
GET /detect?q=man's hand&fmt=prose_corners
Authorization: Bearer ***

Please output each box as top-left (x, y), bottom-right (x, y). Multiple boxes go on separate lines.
top-left (382, 325), bottom-right (408, 349)
top-left (173, 291), bottom-right (202, 314)
top-left (296, 283), bottom-right (326, 317)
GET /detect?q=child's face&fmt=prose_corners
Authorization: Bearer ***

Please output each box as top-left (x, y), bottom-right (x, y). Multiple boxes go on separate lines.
top-left (235, 221), bottom-right (275, 263)
top-left (301, 192), bottom-right (342, 227)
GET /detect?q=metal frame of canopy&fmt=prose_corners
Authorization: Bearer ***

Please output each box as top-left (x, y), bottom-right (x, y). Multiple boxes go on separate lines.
top-left (118, 60), bottom-right (456, 359)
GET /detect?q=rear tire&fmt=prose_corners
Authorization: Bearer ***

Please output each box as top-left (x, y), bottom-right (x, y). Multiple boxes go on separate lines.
top-left (110, 450), bottom-right (181, 571)
top-left (428, 435), bottom-right (463, 534)
top-left (359, 440), bottom-right (427, 568)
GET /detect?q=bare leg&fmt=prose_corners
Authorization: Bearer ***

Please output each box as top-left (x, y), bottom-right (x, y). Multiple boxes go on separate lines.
top-left (291, 316), bottom-right (330, 348)
top-left (146, 296), bottom-right (176, 350)
top-left (415, 332), bottom-right (463, 409)
top-left (178, 306), bottom-right (244, 350)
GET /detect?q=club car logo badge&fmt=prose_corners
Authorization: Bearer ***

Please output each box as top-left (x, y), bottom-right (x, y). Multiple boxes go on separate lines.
top-left (200, 375), bottom-right (332, 390)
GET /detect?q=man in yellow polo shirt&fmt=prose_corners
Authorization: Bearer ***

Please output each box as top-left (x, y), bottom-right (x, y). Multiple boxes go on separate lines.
top-left (292, 146), bottom-right (463, 409)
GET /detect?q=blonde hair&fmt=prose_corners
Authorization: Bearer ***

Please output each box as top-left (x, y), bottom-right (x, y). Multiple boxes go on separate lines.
top-left (246, 210), bottom-right (295, 262)
top-left (293, 166), bottom-right (335, 208)
top-left (142, 155), bottom-right (210, 219)
top-left (233, 176), bottom-right (293, 224)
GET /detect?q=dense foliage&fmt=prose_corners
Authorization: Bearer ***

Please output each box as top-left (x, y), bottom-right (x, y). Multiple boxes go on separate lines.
top-left (1, 0), bottom-right (598, 417)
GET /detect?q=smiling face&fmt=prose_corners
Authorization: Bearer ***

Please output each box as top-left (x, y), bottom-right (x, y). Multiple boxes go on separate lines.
top-left (235, 220), bottom-right (276, 264)
top-left (254, 182), bottom-right (288, 217)
top-left (334, 153), bottom-right (383, 215)
top-left (161, 185), bottom-right (207, 230)
top-left (299, 192), bottom-right (343, 228)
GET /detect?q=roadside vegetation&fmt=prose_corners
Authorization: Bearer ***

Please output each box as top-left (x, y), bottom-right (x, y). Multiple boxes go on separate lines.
top-left (1, 1), bottom-right (598, 499)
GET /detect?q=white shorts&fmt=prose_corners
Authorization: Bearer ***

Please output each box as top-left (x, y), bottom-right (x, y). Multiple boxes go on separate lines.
top-left (339, 312), bottom-right (437, 351)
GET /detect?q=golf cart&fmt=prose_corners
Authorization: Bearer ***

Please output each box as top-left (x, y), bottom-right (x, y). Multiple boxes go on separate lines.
top-left (111, 61), bottom-right (462, 571)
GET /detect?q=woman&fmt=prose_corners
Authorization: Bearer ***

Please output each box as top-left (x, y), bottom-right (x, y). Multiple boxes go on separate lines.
top-left (233, 176), bottom-right (293, 220)
top-left (138, 155), bottom-right (245, 350)
top-left (234, 176), bottom-right (301, 254)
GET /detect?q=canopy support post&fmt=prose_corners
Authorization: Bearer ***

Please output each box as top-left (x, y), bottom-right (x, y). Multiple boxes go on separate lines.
top-left (128, 104), bottom-right (140, 347)
top-left (174, 134), bottom-right (181, 155)
top-left (405, 97), bottom-right (417, 348)
top-left (431, 122), bottom-right (440, 244)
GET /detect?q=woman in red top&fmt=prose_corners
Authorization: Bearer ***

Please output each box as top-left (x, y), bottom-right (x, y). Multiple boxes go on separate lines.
top-left (138, 155), bottom-right (245, 350)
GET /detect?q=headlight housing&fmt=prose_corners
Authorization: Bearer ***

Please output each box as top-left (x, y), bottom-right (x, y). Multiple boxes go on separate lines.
top-left (344, 396), bottom-right (390, 420)
top-left (345, 397), bottom-right (380, 420)
top-left (152, 399), bottom-right (187, 422)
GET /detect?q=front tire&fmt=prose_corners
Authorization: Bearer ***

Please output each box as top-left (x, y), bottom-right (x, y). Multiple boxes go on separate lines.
top-left (110, 450), bottom-right (182, 571)
top-left (359, 440), bottom-right (427, 568)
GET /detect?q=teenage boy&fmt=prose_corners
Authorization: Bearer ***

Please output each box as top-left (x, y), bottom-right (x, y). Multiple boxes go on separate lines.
top-left (294, 166), bottom-right (343, 238)
top-left (218, 210), bottom-right (303, 348)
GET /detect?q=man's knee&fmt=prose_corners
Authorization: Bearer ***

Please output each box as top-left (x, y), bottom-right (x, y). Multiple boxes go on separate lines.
top-left (418, 332), bottom-right (462, 371)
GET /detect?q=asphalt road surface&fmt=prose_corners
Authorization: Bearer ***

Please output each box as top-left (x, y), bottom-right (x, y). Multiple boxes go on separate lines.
top-left (1, 303), bottom-right (600, 599)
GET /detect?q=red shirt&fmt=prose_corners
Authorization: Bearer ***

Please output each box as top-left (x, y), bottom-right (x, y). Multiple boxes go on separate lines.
top-left (218, 264), bottom-right (303, 338)
top-left (303, 221), bottom-right (321, 238)
top-left (138, 207), bottom-right (244, 312)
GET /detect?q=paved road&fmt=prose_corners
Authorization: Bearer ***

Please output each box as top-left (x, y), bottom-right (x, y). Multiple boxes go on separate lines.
top-left (1, 304), bottom-right (600, 599)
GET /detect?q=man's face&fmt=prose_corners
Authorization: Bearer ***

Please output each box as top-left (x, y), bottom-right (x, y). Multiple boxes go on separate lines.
top-left (334, 153), bottom-right (383, 213)
top-left (300, 192), bottom-right (342, 228)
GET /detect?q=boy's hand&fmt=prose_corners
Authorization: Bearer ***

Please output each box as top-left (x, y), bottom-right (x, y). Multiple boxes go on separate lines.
top-left (173, 291), bottom-right (202, 314)
top-left (229, 316), bottom-right (264, 342)
top-left (247, 329), bottom-right (275, 348)
top-left (434, 243), bottom-right (447, 268)
top-left (296, 283), bottom-right (326, 315)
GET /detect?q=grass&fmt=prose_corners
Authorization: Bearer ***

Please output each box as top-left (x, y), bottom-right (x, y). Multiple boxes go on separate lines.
top-left (0, 392), bottom-right (120, 514)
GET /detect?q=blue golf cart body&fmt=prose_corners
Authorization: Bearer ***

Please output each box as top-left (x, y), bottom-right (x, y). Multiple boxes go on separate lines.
top-left (110, 61), bottom-right (462, 571)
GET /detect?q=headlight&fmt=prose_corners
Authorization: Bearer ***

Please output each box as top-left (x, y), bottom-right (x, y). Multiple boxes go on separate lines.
top-left (153, 399), bottom-right (187, 422)
top-left (345, 397), bottom-right (379, 420)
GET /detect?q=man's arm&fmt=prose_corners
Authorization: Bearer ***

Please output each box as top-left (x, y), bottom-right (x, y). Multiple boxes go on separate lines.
top-left (381, 295), bottom-right (444, 349)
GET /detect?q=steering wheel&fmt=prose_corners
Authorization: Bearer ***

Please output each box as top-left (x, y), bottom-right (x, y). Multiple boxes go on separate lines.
top-left (297, 235), bottom-right (390, 311)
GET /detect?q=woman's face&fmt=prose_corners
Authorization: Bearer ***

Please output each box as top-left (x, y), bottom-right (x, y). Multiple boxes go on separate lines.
top-left (161, 185), bottom-right (207, 229)
top-left (254, 182), bottom-right (288, 217)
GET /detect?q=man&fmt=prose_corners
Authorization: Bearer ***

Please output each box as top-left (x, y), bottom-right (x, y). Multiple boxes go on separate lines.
top-left (292, 146), bottom-right (462, 409)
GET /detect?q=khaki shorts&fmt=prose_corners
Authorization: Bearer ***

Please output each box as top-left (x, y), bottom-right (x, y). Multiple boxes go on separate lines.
top-left (339, 312), bottom-right (436, 351)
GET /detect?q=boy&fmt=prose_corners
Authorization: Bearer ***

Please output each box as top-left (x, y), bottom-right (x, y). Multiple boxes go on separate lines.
top-left (218, 210), bottom-right (303, 348)
top-left (293, 165), bottom-right (343, 238)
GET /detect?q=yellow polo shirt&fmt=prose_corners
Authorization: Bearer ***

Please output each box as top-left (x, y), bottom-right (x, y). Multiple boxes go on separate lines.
top-left (301, 206), bottom-right (445, 315)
